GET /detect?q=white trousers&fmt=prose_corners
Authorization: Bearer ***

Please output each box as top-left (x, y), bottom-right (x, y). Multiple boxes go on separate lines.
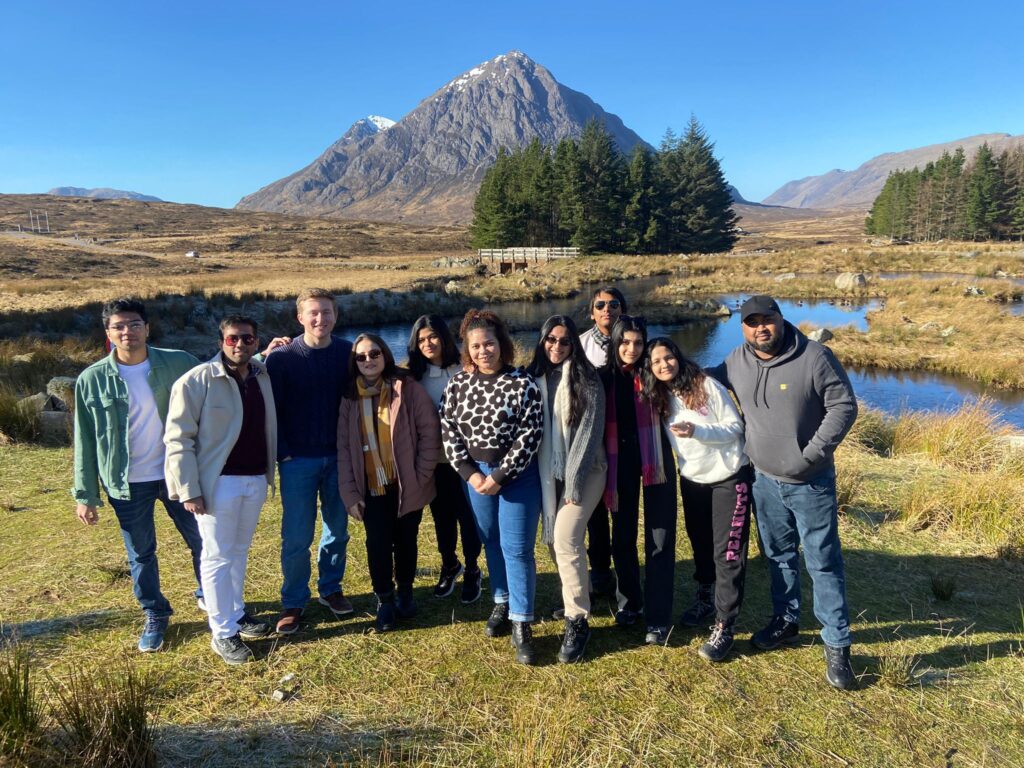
top-left (196, 475), bottom-right (268, 639)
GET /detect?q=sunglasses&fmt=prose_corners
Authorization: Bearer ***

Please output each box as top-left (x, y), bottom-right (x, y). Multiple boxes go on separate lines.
top-left (544, 335), bottom-right (571, 348)
top-left (594, 300), bottom-right (621, 311)
top-left (354, 349), bottom-right (384, 363)
top-left (223, 334), bottom-right (257, 346)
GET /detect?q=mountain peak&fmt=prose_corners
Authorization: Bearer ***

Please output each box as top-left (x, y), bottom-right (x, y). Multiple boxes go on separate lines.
top-left (365, 115), bottom-right (395, 132)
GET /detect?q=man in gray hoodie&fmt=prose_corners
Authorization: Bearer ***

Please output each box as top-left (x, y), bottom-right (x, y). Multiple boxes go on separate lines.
top-left (710, 295), bottom-right (857, 690)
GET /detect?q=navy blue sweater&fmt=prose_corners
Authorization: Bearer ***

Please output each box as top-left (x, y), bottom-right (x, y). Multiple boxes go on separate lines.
top-left (265, 335), bottom-right (353, 460)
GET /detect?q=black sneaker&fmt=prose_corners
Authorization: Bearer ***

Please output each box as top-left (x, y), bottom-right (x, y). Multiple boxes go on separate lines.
top-left (461, 568), bottom-right (483, 604)
top-left (590, 569), bottom-right (616, 598)
top-left (557, 616), bottom-right (591, 664)
top-left (237, 613), bottom-right (272, 640)
top-left (485, 602), bottom-right (510, 637)
top-left (698, 621), bottom-right (735, 663)
top-left (751, 616), bottom-right (800, 651)
top-left (679, 583), bottom-right (716, 627)
top-left (510, 621), bottom-right (537, 665)
top-left (434, 563), bottom-right (464, 598)
top-left (211, 634), bottom-right (254, 665)
top-left (375, 598), bottom-right (396, 633)
top-left (824, 644), bottom-right (856, 690)
top-left (395, 587), bottom-right (417, 619)
top-left (645, 626), bottom-right (670, 646)
top-left (614, 608), bottom-right (641, 627)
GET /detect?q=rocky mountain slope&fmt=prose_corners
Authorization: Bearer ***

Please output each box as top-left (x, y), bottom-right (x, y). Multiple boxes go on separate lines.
top-left (236, 51), bottom-right (650, 225)
top-left (48, 187), bottom-right (162, 202)
top-left (763, 133), bottom-right (1024, 209)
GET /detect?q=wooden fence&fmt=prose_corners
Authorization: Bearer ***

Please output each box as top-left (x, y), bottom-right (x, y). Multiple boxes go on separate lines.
top-left (477, 247), bottom-right (579, 273)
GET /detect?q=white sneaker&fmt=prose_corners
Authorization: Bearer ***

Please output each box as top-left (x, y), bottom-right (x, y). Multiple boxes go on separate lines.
top-left (197, 597), bottom-right (207, 612)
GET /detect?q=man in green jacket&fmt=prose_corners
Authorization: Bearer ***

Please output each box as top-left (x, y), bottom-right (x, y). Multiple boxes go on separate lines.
top-left (72, 297), bottom-right (204, 652)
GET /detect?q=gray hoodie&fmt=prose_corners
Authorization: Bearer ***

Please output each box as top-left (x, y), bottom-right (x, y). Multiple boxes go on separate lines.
top-left (709, 321), bottom-right (857, 483)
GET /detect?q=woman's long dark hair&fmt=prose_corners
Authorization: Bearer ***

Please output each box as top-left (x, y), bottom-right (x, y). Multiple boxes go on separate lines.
top-left (345, 333), bottom-right (405, 399)
top-left (406, 314), bottom-right (460, 380)
top-left (609, 315), bottom-right (648, 369)
top-left (527, 315), bottom-right (597, 429)
top-left (640, 336), bottom-right (708, 415)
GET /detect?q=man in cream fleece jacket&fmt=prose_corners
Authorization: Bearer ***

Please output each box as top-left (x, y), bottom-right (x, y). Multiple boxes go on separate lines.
top-left (164, 315), bottom-right (277, 665)
top-left (710, 295), bottom-right (858, 690)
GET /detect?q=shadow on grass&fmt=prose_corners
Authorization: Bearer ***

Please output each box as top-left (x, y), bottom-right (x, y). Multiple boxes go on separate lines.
top-left (0, 609), bottom-right (132, 642)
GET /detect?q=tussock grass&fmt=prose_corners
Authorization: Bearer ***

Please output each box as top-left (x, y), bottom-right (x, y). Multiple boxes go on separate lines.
top-left (0, 641), bottom-right (42, 763)
top-left (0, 387), bottom-right (39, 444)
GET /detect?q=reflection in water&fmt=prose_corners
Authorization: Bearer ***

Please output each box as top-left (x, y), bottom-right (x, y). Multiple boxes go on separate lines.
top-left (365, 289), bottom-right (1024, 429)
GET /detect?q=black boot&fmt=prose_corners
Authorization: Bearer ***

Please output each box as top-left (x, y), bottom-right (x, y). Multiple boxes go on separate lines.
top-left (679, 583), bottom-right (715, 627)
top-left (557, 616), bottom-right (591, 664)
top-left (395, 586), bottom-right (417, 619)
top-left (824, 644), bottom-right (856, 690)
top-left (485, 602), bottom-right (510, 637)
top-left (375, 593), bottom-right (396, 632)
top-left (511, 621), bottom-right (537, 665)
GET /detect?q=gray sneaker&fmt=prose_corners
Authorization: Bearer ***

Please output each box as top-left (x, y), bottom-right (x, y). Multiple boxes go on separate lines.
top-left (238, 613), bottom-right (272, 640)
top-left (211, 634), bottom-right (254, 665)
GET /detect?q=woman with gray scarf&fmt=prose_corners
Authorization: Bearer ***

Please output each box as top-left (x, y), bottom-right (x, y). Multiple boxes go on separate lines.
top-left (528, 315), bottom-right (606, 663)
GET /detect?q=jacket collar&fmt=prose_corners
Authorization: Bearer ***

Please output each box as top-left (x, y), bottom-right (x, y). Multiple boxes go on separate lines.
top-left (206, 351), bottom-right (265, 379)
top-left (103, 345), bottom-right (160, 375)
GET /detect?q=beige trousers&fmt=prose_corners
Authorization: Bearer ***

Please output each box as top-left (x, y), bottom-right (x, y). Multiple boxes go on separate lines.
top-left (548, 463), bottom-right (608, 620)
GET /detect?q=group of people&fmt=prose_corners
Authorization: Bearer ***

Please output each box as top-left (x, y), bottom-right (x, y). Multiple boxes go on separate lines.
top-left (72, 285), bottom-right (859, 689)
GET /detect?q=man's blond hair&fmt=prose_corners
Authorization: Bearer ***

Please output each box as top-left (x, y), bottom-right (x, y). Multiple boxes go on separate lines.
top-left (295, 288), bottom-right (337, 314)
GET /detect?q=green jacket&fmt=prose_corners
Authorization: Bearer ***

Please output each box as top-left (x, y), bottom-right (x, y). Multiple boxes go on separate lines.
top-left (72, 346), bottom-right (200, 507)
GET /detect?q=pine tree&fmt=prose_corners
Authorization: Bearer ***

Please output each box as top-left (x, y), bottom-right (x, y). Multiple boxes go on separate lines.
top-left (572, 120), bottom-right (625, 254)
top-left (624, 145), bottom-right (661, 252)
top-left (469, 149), bottom-right (524, 248)
top-left (964, 143), bottom-right (1005, 240)
top-left (552, 137), bottom-right (583, 247)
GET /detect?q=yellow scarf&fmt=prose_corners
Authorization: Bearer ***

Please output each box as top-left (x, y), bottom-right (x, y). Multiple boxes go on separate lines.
top-left (356, 377), bottom-right (396, 496)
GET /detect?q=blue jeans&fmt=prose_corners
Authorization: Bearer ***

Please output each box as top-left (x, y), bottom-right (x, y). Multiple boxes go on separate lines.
top-left (753, 467), bottom-right (851, 648)
top-left (107, 480), bottom-right (204, 618)
top-left (279, 456), bottom-right (350, 609)
top-left (465, 460), bottom-right (541, 623)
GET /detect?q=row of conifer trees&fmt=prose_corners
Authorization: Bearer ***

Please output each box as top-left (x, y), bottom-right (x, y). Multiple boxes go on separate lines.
top-left (865, 144), bottom-right (1024, 242)
top-left (469, 117), bottom-right (738, 254)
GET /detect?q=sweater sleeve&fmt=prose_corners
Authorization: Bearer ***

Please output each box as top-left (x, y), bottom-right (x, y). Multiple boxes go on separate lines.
top-left (562, 376), bottom-right (605, 504)
top-left (491, 375), bottom-right (543, 486)
top-left (163, 373), bottom-right (205, 503)
top-left (409, 379), bottom-right (442, 480)
top-left (440, 376), bottom-right (478, 481)
top-left (691, 378), bottom-right (746, 445)
top-left (803, 346), bottom-right (858, 462)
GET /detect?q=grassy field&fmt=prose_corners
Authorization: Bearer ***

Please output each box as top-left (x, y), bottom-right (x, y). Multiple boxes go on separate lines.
top-left (1, 404), bottom-right (1023, 767)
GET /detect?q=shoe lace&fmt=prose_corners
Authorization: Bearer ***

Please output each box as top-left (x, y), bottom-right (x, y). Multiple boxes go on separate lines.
top-left (564, 620), bottom-right (579, 644)
top-left (143, 615), bottom-right (164, 634)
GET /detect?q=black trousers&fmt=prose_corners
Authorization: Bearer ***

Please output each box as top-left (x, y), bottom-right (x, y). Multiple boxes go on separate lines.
top-left (679, 466), bottom-right (753, 624)
top-left (611, 435), bottom-right (677, 629)
top-left (586, 499), bottom-right (613, 576)
top-left (363, 484), bottom-right (423, 597)
top-left (430, 463), bottom-right (482, 572)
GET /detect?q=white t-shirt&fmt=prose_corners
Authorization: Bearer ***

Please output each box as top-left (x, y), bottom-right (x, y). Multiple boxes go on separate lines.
top-left (117, 359), bottom-right (166, 483)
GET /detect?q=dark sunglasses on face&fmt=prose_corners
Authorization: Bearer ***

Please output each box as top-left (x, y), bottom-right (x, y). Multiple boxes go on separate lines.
top-left (355, 349), bottom-right (383, 363)
top-left (544, 335), bottom-right (572, 348)
top-left (594, 300), bottom-right (621, 311)
top-left (223, 334), bottom-right (257, 346)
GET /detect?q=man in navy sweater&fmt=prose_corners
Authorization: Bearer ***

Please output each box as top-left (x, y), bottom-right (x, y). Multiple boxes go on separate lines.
top-left (265, 288), bottom-right (354, 634)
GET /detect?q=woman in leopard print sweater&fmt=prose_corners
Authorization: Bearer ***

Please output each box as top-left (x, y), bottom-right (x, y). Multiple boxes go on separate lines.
top-left (440, 309), bottom-right (543, 665)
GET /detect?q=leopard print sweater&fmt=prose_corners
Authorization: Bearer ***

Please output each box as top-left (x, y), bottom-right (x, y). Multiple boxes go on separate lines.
top-left (440, 366), bottom-right (543, 486)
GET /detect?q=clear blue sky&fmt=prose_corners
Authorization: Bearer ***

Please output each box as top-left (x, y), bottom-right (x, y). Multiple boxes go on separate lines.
top-left (2, 1), bottom-right (1022, 207)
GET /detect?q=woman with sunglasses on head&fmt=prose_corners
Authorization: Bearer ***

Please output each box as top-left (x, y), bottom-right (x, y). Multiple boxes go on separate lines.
top-left (337, 334), bottom-right (441, 632)
top-left (527, 315), bottom-right (606, 663)
top-left (440, 309), bottom-right (544, 665)
top-left (407, 315), bottom-right (484, 604)
top-left (641, 337), bottom-right (750, 662)
top-left (603, 316), bottom-right (678, 646)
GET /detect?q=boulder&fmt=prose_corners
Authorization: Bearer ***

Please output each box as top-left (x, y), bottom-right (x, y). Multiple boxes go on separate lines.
top-left (774, 272), bottom-right (796, 282)
top-left (994, 270), bottom-right (1010, 279)
top-left (963, 285), bottom-right (985, 297)
top-left (443, 280), bottom-right (461, 296)
top-left (940, 326), bottom-right (957, 338)
top-left (46, 377), bottom-right (77, 411)
top-left (17, 393), bottom-right (48, 414)
top-left (39, 411), bottom-right (72, 446)
top-left (807, 328), bottom-right (834, 343)
top-left (835, 272), bottom-right (867, 291)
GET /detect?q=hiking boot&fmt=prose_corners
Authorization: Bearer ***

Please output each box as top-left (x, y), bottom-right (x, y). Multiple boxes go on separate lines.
top-left (589, 569), bottom-right (616, 598)
top-left (395, 587), bottom-right (417, 619)
top-left (460, 567), bottom-right (483, 604)
top-left (698, 620), bottom-right (735, 663)
top-left (318, 591), bottom-right (354, 618)
top-left (614, 608), bottom-right (641, 627)
top-left (645, 626), bottom-right (670, 646)
top-left (138, 615), bottom-right (168, 653)
top-left (485, 602), bottom-right (510, 637)
top-left (679, 583), bottom-right (716, 627)
top-left (237, 612), bottom-right (272, 640)
top-left (275, 608), bottom-right (303, 635)
top-left (434, 562), bottom-right (464, 598)
top-left (375, 596), bottom-right (397, 633)
top-left (511, 621), bottom-right (537, 665)
top-left (750, 615), bottom-right (800, 651)
top-left (824, 644), bottom-right (856, 690)
top-left (211, 634), bottom-right (254, 665)
top-left (557, 616), bottom-right (591, 664)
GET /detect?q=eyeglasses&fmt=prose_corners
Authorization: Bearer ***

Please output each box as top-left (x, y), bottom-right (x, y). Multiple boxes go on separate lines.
top-left (223, 334), bottom-right (257, 346)
top-left (354, 349), bottom-right (383, 363)
top-left (594, 300), bottom-right (621, 311)
top-left (107, 321), bottom-right (145, 333)
top-left (544, 335), bottom-right (571, 348)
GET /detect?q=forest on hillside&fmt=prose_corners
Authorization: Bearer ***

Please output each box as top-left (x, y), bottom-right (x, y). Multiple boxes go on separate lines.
top-left (865, 144), bottom-right (1024, 242)
top-left (470, 118), bottom-right (737, 254)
